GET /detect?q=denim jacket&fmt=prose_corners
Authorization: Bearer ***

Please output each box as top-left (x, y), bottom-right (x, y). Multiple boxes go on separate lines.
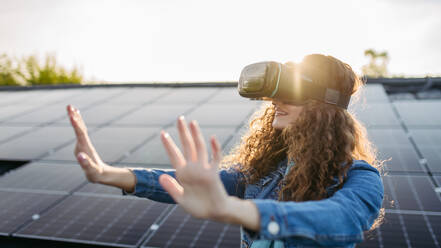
top-left (122, 158), bottom-right (384, 248)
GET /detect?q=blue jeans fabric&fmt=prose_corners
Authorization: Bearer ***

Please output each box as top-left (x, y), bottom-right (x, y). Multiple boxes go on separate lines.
top-left (122, 158), bottom-right (384, 248)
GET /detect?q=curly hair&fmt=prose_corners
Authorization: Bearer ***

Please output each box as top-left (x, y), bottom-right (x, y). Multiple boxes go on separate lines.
top-left (221, 54), bottom-right (388, 234)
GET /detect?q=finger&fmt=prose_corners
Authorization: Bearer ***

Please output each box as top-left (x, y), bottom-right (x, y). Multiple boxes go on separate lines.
top-left (189, 120), bottom-right (208, 165)
top-left (177, 116), bottom-right (197, 163)
top-left (160, 130), bottom-right (186, 169)
top-left (210, 135), bottom-right (222, 167)
top-left (77, 152), bottom-right (95, 171)
top-left (159, 174), bottom-right (184, 204)
top-left (66, 105), bottom-right (90, 145)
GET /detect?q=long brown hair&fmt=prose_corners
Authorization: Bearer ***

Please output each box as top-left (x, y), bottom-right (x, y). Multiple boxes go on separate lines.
top-left (221, 54), bottom-right (387, 232)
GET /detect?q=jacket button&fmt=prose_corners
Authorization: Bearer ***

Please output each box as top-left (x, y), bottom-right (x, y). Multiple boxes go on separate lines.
top-left (267, 221), bottom-right (280, 235)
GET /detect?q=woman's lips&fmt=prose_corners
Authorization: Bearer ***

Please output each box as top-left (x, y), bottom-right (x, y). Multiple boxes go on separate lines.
top-left (275, 110), bottom-right (288, 116)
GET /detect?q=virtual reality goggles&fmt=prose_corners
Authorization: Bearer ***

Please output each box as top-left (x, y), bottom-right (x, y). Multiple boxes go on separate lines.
top-left (238, 61), bottom-right (351, 109)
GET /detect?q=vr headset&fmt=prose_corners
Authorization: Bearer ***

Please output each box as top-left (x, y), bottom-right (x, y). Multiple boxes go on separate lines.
top-left (238, 61), bottom-right (351, 109)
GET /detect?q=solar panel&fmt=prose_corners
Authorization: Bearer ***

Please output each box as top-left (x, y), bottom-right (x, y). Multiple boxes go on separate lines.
top-left (204, 88), bottom-right (262, 106)
top-left (105, 88), bottom-right (171, 106)
top-left (15, 195), bottom-right (173, 247)
top-left (383, 175), bottom-right (441, 212)
top-left (0, 91), bottom-right (34, 106)
top-left (0, 190), bottom-right (64, 236)
top-left (120, 127), bottom-right (236, 166)
top-left (1, 84), bottom-right (441, 247)
top-left (434, 176), bottom-right (441, 186)
top-left (184, 104), bottom-right (256, 127)
top-left (41, 127), bottom-right (159, 163)
top-left (409, 129), bottom-right (441, 173)
top-left (222, 126), bottom-right (248, 155)
top-left (358, 212), bottom-right (441, 248)
top-left (366, 129), bottom-right (424, 172)
top-left (56, 105), bottom-right (141, 126)
top-left (142, 206), bottom-right (240, 248)
top-left (0, 126), bottom-right (77, 160)
top-left (355, 84), bottom-right (390, 104)
top-left (0, 126), bottom-right (35, 143)
top-left (394, 100), bottom-right (441, 127)
top-left (74, 182), bottom-right (124, 196)
top-left (113, 104), bottom-right (196, 126)
top-left (153, 88), bottom-right (219, 104)
top-left (348, 103), bottom-right (401, 128)
top-left (54, 88), bottom-right (129, 109)
top-left (0, 105), bottom-right (39, 123)
top-left (0, 161), bottom-right (85, 193)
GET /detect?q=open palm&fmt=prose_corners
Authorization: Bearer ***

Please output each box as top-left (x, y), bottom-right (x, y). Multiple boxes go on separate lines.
top-left (159, 117), bottom-right (230, 221)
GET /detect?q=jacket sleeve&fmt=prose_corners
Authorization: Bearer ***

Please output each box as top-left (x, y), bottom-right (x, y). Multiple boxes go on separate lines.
top-left (243, 162), bottom-right (384, 246)
top-left (122, 164), bottom-right (246, 203)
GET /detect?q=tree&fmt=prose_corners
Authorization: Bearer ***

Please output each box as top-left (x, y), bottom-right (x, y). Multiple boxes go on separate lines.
top-left (361, 49), bottom-right (389, 78)
top-left (0, 53), bottom-right (83, 86)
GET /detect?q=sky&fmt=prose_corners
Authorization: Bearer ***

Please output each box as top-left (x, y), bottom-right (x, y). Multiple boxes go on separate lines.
top-left (1, 0), bottom-right (440, 82)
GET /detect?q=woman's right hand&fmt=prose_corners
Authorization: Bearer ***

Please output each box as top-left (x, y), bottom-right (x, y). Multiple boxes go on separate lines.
top-left (66, 104), bottom-right (107, 183)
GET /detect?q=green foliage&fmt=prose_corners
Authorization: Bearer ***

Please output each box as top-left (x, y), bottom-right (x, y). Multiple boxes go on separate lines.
top-left (0, 54), bottom-right (23, 86)
top-left (361, 49), bottom-right (389, 78)
top-left (0, 53), bottom-right (83, 86)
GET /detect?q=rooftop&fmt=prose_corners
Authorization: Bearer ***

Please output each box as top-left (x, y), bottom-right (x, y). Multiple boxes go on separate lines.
top-left (0, 78), bottom-right (440, 247)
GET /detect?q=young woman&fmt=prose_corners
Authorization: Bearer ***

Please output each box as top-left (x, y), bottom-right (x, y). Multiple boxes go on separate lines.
top-left (66, 54), bottom-right (385, 248)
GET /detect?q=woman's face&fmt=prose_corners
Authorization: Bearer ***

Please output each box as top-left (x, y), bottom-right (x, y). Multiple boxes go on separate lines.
top-left (272, 99), bottom-right (304, 130)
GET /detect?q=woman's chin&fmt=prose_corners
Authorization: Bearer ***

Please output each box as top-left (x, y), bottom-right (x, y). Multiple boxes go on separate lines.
top-left (272, 121), bottom-right (285, 130)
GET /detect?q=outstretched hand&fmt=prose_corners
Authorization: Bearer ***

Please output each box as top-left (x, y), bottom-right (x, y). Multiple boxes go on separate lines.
top-left (159, 116), bottom-right (230, 221)
top-left (66, 105), bottom-right (107, 183)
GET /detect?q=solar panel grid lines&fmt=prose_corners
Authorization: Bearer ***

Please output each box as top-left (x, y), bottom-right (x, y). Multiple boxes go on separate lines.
top-left (358, 212), bottom-right (441, 248)
top-left (0, 125), bottom-right (36, 144)
top-left (348, 103), bottom-right (401, 128)
top-left (0, 126), bottom-right (89, 161)
top-left (393, 100), bottom-right (441, 127)
top-left (40, 126), bottom-right (161, 164)
top-left (141, 206), bottom-right (241, 248)
top-left (1, 88), bottom-right (116, 126)
top-left (381, 174), bottom-right (441, 247)
top-left (2, 84), bottom-right (441, 247)
top-left (0, 190), bottom-right (66, 236)
top-left (0, 89), bottom-right (86, 124)
top-left (408, 128), bottom-right (441, 174)
top-left (74, 181), bottom-right (128, 197)
top-left (382, 174), bottom-right (441, 212)
top-left (103, 87), bottom-right (173, 106)
top-left (55, 88), bottom-right (175, 128)
top-left (0, 161), bottom-right (87, 193)
top-left (152, 87), bottom-right (221, 105)
top-left (388, 100), bottom-right (441, 189)
top-left (15, 194), bottom-right (173, 247)
top-left (366, 128), bottom-right (425, 173)
top-left (119, 126), bottom-right (238, 166)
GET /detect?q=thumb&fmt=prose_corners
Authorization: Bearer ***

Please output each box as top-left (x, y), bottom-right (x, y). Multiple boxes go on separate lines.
top-left (159, 174), bottom-right (184, 203)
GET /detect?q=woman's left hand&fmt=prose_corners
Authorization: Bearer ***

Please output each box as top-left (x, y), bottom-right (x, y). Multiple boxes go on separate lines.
top-left (159, 116), bottom-right (230, 221)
